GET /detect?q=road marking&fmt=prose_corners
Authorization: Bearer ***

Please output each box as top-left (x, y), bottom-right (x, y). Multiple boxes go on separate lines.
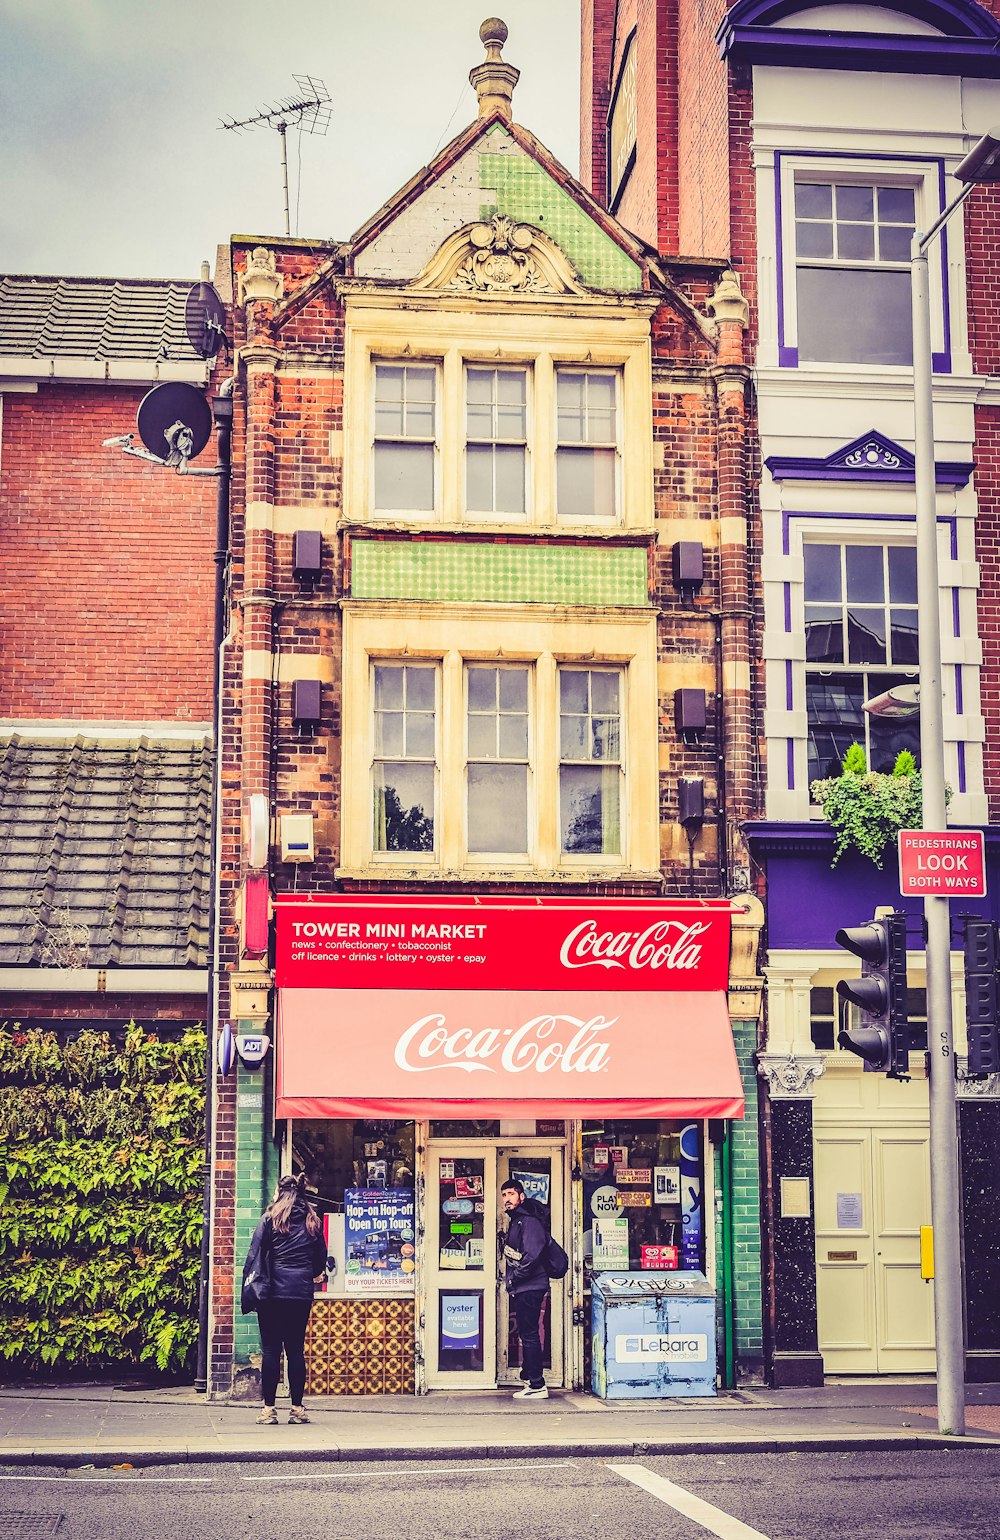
top-left (608, 1463), bottom-right (772, 1540)
top-left (241, 1460), bottom-right (574, 1483)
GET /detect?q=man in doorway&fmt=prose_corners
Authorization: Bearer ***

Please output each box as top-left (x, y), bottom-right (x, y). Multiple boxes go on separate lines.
top-left (500, 1178), bottom-right (549, 1399)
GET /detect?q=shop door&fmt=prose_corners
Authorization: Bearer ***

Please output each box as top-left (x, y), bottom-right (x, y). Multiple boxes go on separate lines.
top-left (424, 1143), bottom-right (499, 1389)
top-left (814, 1125), bottom-right (935, 1373)
top-left (497, 1147), bottom-right (565, 1389)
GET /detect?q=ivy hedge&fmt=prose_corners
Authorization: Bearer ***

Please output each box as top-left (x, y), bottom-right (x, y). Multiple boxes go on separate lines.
top-left (0, 1021), bottom-right (205, 1378)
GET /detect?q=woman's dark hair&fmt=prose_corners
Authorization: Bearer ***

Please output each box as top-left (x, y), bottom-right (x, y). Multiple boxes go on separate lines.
top-left (266, 1172), bottom-right (322, 1235)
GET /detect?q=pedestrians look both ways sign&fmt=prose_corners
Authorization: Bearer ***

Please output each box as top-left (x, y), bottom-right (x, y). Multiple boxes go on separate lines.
top-left (898, 830), bottom-right (986, 897)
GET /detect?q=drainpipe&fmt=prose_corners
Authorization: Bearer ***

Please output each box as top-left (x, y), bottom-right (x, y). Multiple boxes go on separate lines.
top-left (194, 379), bottom-right (235, 1395)
top-left (721, 1122), bottom-right (736, 1389)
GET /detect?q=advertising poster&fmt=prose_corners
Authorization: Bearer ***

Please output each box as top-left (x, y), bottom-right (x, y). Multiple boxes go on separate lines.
top-left (641, 1243), bottom-right (679, 1270)
top-left (344, 1187), bottom-right (415, 1294)
top-left (679, 1122), bottom-right (702, 1269)
top-left (593, 1216), bottom-right (630, 1268)
top-left (654, 1165), bottom-right (681, 1204)
top-left (615, 1167), bottom-right (651, 1186)
top-left (511, 1168), bottom-right (550, 1205)
top-left (617, 1189), bottom-right (652, 1208)
top-left (441, 1294), bottom-right (482, 1352)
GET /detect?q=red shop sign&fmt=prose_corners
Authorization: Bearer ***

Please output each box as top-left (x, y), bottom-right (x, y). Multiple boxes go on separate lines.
top-left (274, 896), bottom-right (731, 993)
top-left (898, 829), bottom-right (986, 897)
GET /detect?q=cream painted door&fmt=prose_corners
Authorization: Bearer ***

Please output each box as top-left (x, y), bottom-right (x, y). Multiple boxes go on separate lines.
top-left (424, 1142), bottom-right (499, 1389)
top-left (496, 1146), bottom-right (566, 1388)
top-left (814, 1124), bottom-right (934, 1373)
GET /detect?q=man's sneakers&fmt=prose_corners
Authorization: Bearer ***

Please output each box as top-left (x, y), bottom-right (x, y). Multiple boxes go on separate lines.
top-left (512, 1384), bottom-right (549, 1399)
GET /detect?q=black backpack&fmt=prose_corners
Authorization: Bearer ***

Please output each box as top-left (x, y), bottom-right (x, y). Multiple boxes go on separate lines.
top-left (544, 1234), bottom-right (569, 1279)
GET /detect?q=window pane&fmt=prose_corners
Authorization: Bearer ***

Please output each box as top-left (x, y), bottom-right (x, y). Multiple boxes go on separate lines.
top-left (837, 185), bottom-right (874, 222)
top-left (888, 546), bottom-right (918, 604)
top-left (375, 711), bottom-right (404, 756)
top-left (795, 183), bottom-right (832, 218)
top-left (468, 764), bottom-right (527, 853)
top-left (806, 673), bottom-right (865, 783)
top-left (466, 445), bottom-right (494, 511)
top-left (870, 694), bottom-right (921, 773)
top-left (890, 609), bottom-right (920, 664)
top-left (845, 546), bottom-right (885, 604)
top-left (797, 221), bottom-right (834, 259)
top-left (838, 223), bottom-right (875, 261)
top-left (374, 763), bottom-right (434, 852)
top-left (560, 765), bottom-right (621, 854)
top-left (405, 711), bottom-right (435, 757)
top-left (847, 607), bottom-right (886, 664)
top-left (406, 366), bottom-right (434, 402)
top-left (591, 717), bottom-right (620, 762)
top-left (804, 545), bottom-right (842, 602)
top-left (374, 666), bottom-right (404, 710)
top-left (374, 442), bottom-right (434, 510)
top-left (557, 446), bottom-right (616, 518)
top-left (468, 714), bottom-right (497, 758)
top-left (467, 667), bottom-right (497, 711)
top-left (805, 605), bottom-right (844, 663)
top-left (560, 671), bottom-right (589, 713)
top-left (499, 668), bottom-right (528, 712)
top-left (560, 713), bottom-right (589, 759)
top-left (467, 401), bottom-right (495, 438)
top-left (406, 667), bottom-right (436, 709)
top-left (556, 372), bottom-right (585, 439)
top-left (466, 369), bottom-right (493, 404)
top-left (498, 713), bottom-right (529, 759)
top-left (879, 225), bottom-right (912, 262)
top-left (494, 444), bottom-right (526, 512)
top-left (590, 670), bottom-right (619, 713)
top-left (879, 186), bottom-right (915, 223)
top-left (796, 268), bottom-right (912, 365)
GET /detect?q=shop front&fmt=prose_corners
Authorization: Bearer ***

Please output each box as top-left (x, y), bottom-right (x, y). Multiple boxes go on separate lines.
top-left (272, 896), bottom-right (745, 1394)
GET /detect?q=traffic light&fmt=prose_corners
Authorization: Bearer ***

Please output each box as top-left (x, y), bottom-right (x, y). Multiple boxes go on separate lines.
top-left (835, 912), bottom-right (909, 1078)
top-left (962, 918), bottom-right (1000, 1077)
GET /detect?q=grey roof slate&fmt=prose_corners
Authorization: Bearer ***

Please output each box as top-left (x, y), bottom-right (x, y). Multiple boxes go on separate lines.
top-left (0, 734), bottom-right (213, 969)
top-left (0, 275), bottom-right (203, 363)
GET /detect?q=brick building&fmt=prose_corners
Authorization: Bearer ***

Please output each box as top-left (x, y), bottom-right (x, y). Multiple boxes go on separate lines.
top-left (208, 21), bottom-right (770, 1398)
top-left (581, 0), bottom-right (1000, 1384)
top-left (0, 275), bottom-right (218, 1036)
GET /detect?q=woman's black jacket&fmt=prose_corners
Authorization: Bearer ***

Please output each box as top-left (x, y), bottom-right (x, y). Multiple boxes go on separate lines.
top-left (261, 1198), bottom-right (327, 1301)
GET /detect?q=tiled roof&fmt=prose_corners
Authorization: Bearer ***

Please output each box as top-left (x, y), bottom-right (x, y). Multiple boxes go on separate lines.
top-left (0, 275), bottom-right (203, 363)
top-left (0, 734), bottom-right (213, 970)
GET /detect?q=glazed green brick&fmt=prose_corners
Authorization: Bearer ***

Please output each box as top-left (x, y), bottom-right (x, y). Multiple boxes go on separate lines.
top-left (352, 540), bottom-right (648, 607)
top-left (478, 138), bottom-right (642, 291)
top-left (232, 1058), bottom-right (277, 1365)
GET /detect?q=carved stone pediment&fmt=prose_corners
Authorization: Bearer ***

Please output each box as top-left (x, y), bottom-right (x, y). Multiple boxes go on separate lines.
top-left (411, 215), bottom-right (585, 297)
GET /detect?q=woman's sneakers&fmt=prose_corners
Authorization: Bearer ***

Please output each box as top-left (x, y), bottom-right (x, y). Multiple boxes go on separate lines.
top-left (512, 1384), bottom-right (548, 1399)
top-left (288, 1405), bottom-right (310, 1424)
top-left (256, 1406), bottom-right (278, 1425)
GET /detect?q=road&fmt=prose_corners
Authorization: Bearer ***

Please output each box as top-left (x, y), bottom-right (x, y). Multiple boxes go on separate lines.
top-left (2, 1448), bottom-right (999, 1539)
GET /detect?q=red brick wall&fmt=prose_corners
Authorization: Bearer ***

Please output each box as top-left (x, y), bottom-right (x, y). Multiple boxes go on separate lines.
top-left (579, 0), bottom-right (617, 199)
top-left (0, 384), bottom-right (216, 721)
top-left (0, 992), bottom-right (205, 1025)
top-left (676, 0), bottom-right (731, 257)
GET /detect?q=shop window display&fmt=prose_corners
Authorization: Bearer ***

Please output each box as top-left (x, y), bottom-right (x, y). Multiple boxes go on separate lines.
top-left (582, 1120), bottom-right (703, 1273)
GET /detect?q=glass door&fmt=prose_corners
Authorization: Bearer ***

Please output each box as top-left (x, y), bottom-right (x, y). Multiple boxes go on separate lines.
top-left (424, 1142), bottom-right (498, 1389)
top-left (496, 1147), bottom-right (565, 1388)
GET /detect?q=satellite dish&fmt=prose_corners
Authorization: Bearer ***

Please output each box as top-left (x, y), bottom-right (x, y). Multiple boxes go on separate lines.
top-left (137, 382), bottom-right (213, 464)
top-left (185, 280), bottom-right (228, 360)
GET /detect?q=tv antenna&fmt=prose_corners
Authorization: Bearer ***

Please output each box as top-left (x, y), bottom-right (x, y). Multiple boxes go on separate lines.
top-left (220, 74), bottom-right (332, 237)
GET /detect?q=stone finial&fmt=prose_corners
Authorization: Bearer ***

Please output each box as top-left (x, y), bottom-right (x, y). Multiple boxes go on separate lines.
top-left (470, 17), bottom-right (520, 122)
top-left (239, 247), bottom-right (283, 308)
top-left (708, 269), bottom-right (749, 328)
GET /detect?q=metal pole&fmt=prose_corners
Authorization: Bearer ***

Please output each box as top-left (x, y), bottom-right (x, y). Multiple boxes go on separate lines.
top-left (278, 121), bottom-right (291, 237)
top-left (911, 238), bottom-right (965, 1436)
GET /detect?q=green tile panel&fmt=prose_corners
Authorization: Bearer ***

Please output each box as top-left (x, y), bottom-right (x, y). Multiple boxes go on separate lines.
top-left (479, 131), bottom-right (642, 291)
top-left (730, 1016), bottom-right (764, 1360)
top-left (351, 539), bottom-right (649, 607)
top-left (232, 1058), bottom-right (278, 1366)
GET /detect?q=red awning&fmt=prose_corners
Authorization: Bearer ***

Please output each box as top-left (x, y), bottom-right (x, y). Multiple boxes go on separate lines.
top-left (275, 987), bottom-right (744, 1121)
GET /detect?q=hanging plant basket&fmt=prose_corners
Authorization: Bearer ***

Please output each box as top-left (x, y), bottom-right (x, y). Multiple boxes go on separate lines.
top-left (810, 745), bottom-right (942, 869)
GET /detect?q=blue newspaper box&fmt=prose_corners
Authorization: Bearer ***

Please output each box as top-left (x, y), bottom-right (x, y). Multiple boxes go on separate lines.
top-left (591, 1271), bottom-right (717, 1398)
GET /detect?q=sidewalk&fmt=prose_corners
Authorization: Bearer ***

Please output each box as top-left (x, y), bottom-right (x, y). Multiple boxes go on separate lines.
top-left (2, 1379), bottom-right (999, 1466)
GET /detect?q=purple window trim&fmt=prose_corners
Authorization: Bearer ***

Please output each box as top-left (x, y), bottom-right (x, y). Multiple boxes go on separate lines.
top-left (717, 28), bottom-right (1000, 82)
top-left (783, 582), bottom-right (792, 632)
top-left (957, 740), bottom-right (967, 795)
top-left (781, 508), bottom-right (957, 554)
top-left (766, 427), bottom-right (972, 488)
top-left (773, 151), bottom-right (953, 373)
top-left (786, 659), bottom-right (794, 712)
top-left (953, 587), bottom-right (962, 638)
top-left (956, 664), bottom-right (964, 715)
top-left (718, 0), bottom-right (1000, 40)
top-left (950, 519), bottom-right (958, 561)
top-left (787, 737), bottom-right (796, 793)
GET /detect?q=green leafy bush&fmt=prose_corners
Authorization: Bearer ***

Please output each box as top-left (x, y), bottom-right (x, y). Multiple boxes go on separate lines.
top-left (811, 744), bottom-right (942, 868)
top-left (0, 1020), bottom-right (205, 1378)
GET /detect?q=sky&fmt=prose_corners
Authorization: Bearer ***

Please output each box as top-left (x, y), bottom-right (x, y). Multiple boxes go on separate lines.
top-left (0, 0), bottom-right (581, 281)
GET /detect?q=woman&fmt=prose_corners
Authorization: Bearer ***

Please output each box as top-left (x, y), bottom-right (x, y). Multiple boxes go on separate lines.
top-left (254, 1172), bottom-right (327, 1425)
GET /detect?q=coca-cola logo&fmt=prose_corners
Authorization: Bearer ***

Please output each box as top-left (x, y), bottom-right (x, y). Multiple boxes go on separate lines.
top-left (559, 919), bottom-right (710, 973)
top-left (394, 1014), bottom-right (613, 1075)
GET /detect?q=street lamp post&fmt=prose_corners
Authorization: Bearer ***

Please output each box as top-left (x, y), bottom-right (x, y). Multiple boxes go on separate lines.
top-left (910, 125), bottom-right (1000, 1437)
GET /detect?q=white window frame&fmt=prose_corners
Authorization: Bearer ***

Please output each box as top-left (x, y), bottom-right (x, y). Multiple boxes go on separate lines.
top-left (776, 154), bottom-right (948, 373)
top-left (463, 662), bottom-right (534, 862)
top-left (371, 359), bottom-right (440, 517)
top-left (554, 366), bottom-right (622, 524)
top-left (371, 659), bottom-right (439, 860)
top-left (464, 364), bottom-right (532, 524)
top-left (340, 609), bottom-right (659, 878)
top-left (557, 664), bottom-right (625, 860)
